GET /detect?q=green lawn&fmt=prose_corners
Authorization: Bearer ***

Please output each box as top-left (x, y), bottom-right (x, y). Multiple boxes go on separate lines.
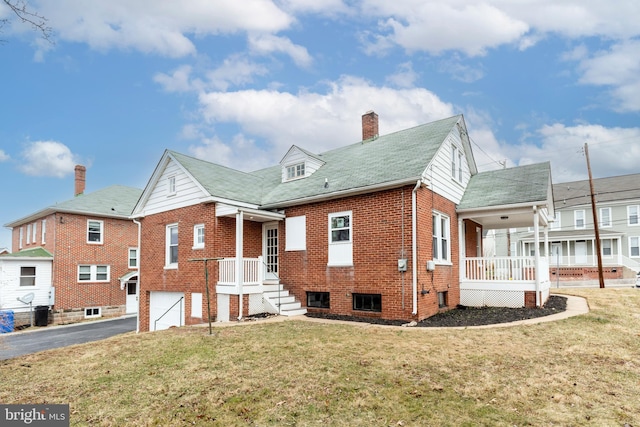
top-left (1, 288), bottom-right (639, 426)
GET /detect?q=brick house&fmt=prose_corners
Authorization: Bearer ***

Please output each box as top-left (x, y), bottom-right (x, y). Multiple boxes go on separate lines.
top-left (2, 166), bottom-right (142, 325)
top-left (132, 112), bottom-right (555, 332)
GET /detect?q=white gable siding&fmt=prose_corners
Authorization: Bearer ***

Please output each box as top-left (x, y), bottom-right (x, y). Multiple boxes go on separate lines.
top-left (427, 131), bottom-right (470, 204)
top-left (142, 159), bottom-right (209, 216)
top-left (280, 147), bottom-right (324, 181)
top-left (0, 259), bottom-right (53, 312)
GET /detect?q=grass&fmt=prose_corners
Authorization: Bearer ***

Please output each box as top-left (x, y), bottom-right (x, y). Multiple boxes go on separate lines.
top-left (1, 288), bottom-right (640, 426)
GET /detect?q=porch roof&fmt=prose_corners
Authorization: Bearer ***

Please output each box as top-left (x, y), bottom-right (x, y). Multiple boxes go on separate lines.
top-left (518, 228), bottom-right (624, 242)
top-left (457, 162), bottom-right (554, 228)
top-left (0, 247), bottom-right (53, 259)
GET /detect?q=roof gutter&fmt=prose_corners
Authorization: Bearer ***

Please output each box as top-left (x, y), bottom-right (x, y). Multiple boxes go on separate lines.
top-left (261, 176), bottom-right (422, 210)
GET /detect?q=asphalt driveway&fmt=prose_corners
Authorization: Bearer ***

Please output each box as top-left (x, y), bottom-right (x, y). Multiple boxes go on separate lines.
top-left (0, 315), bottom-right (137, 360)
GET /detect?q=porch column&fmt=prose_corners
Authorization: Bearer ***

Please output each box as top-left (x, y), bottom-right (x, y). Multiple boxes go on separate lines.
top-left (236, 210), bottom-right (244, 320)
top-left (617, 238), bottom-right (622, 266)
top-left (459, 219), bottom-right (466, 280)
top-left (543, 226), bottom-right (549, 257)
top-left (533, 208), bottom-right (540, 307)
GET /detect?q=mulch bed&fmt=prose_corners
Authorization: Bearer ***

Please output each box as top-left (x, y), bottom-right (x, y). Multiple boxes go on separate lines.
top-left (304, 295), bottom-right (568, 327)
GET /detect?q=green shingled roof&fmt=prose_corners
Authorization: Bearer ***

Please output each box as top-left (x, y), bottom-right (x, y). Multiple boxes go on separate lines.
top-left (6, 185), bottom-right (144, 228)
top-left (458, 162), bottom-right (551, 210)
top-left (170, 115), bottom-right (464, 207)
top-left (53, 185), bottom-right (143, 217)
top-left (1, 247), bottom-right (53, 258)
top-left (168, 151), bottom-right (265, 205)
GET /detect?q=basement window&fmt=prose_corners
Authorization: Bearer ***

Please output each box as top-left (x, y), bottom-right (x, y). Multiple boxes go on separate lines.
top-left (438, 291), bottom-right (448, 308)
top-left (307, 292), bottom-right (330, 309)
top-left (85, 307), bottom-right (101, 318)
top-left (353, 293), bottom-right (381, 312)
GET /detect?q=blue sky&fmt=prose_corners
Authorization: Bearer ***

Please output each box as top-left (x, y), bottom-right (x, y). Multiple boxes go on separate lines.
top-left (1, 0), bottom-right (640, 249)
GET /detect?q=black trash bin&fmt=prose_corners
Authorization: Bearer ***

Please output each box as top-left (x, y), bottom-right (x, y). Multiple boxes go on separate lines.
top-left (34, 305), bottom-right (49, 327)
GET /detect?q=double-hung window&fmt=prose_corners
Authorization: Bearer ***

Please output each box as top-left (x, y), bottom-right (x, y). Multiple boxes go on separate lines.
top-left (630, 237), bottom-right (640, 258)
top-left (20, 266), bottom-right (36, 286)
top-left (193, 224), bottom-right (205, 249)
top-left (168, 175), bottom-right (176, 196)
top-left (628, 205), bottom-right (639, 226)
top-left (432, 212), bottom-right (450, 263)
top-left (574, 210), bottom-right (585, 229)
top-left (451, 145), bottom-right (463, 182)
top-left (128, 248), bottom-right (138, 268)
top-left (601, 239), bottom-right (612, 257)
top-left (87, 220), bottom-right (103, 243)
top-left (599, 207), bottom-right (611, 228)
top-left (166, 224), bottom-right (179, 268)
top-left (78, 265), bottom-right (110, 282)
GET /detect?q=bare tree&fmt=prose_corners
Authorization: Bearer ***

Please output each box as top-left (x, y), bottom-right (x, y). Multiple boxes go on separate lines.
top-left (1, 0), bottom-right (52, 43)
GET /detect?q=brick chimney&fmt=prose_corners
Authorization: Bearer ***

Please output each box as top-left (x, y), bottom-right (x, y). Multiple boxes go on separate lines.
top-left (74, 165), bottom-right (86, 196)
top-left (362, 110), bottom-right (379, 141)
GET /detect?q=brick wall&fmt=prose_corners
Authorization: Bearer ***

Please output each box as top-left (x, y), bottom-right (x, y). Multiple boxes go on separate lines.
top-left (11, 212), bottom-right (137, 320)
top-left (281, 185), bottom-right (461, 322)
top-left (138, 204), bottom-right (262, 332)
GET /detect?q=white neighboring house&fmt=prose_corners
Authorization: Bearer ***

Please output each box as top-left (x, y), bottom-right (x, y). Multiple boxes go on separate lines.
top-left (0, 247), bottom-right (54, 325)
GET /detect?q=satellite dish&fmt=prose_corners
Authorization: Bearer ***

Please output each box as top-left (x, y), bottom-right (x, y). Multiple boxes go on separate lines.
top-left (17, 292), bottom-right (35, 304)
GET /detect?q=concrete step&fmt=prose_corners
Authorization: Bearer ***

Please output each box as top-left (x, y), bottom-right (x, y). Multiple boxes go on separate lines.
top-left (264, 290), bottom-right (290, 299)
top-left (279, 307), bottom-right (307, 317)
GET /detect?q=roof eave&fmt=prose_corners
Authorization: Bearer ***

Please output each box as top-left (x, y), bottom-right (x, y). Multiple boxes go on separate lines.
top-left (261, 177), bottom-right (421, 209)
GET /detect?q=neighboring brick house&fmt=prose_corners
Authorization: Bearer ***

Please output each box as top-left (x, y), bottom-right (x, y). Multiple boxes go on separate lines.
top-left (132, 112), bottom-right (555, 332)
top-left (496, 172), bottom-right (640, 283)
top-left (2, 166), bottom-right (142, 325)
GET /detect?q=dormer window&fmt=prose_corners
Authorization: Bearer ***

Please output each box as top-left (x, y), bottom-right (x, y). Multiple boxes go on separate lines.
top-left (286, 163), bottom-right (305, 180)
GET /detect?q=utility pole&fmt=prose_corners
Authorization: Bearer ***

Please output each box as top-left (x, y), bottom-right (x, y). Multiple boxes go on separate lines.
top-left (584, 143), bottom-right (605, 288)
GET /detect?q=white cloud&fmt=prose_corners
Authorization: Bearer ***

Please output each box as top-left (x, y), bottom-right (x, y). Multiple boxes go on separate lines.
top-left (386, 62), bottom-right (419, 88)
top-left (193, 76), bottom-right (455, 170)
top-left (503, 123), bottom-right (640, 182)
top-left (0, 150), bottom-right (9, 162)
top-left (19, 141), bottom-right (80, 178)
top-left (154, 65), bottom-right (201, 93)
top-left (573, 40), bottom-right (640, 112)
top-left (248, 34), bottom-right (312, 68)
top-left (33, 0), bottom-right (293, 57)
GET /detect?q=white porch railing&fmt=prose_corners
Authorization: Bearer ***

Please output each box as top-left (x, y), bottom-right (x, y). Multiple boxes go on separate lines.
top-left (217, 257), bottom-right (264, 286)
top-left (465, 256), bottom-right (549, 282)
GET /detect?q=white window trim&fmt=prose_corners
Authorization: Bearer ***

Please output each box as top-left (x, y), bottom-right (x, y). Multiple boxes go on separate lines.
top-left (599, 207), bottom-right (612, 228)
top-left (87, 219), bottom-right (104, 244)
top-left (78, 265), bottom-right (111, 282)
top-left (19, 227), bottom-right (23, 249)
top-left (628, 205), bottom-right (639, 226)
top-left (128, 247), bottom-right (139, 269)
top-left (574, 210), bottom-right (585, 230)
top-left (328, 211), bottom-right (353, 266)
top-left (193, 224), bottom-right (205, 249)
top-left (41, 219), bottom-right (46, 244)
top-left (550, 214), bottom-right (561, 230)
top-left (601, 239), bottom-right (613, 258)
top-left (32, 222), bottom-right (37, 243)
top-left (84, 307), bottom-right (101, 318)
top-left (285, 162), bottom-right (306, 181)
top-left (168, 175), bottom-right (177, 196)
top-left (630, 236), bottom-right (640, 258)
top-left (166, 223), bottom-right (178, 268)
top-left (432, 211), bottom-right (451, 264)
top-left (26, 224), bottom-right (31, 244)
top-left (20, 266), bottom-right (37, 287)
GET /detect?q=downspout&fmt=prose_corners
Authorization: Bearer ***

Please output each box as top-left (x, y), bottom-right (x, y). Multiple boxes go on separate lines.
top-left (133, 218), bottom-right (141, 334)
top-left (411, 180), bottom-right (421, 315)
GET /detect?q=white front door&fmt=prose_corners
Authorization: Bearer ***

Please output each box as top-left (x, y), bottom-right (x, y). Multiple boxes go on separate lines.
top-left (575, 241), bottom-right (588, 264)
top-left (263, 222), bottom-right (279, 282)
top-left (125, 280), bottom-right (138, 314)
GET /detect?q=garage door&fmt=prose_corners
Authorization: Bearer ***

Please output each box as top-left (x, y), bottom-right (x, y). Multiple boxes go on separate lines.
top-left (149, 291), bottom-right (185, 331)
